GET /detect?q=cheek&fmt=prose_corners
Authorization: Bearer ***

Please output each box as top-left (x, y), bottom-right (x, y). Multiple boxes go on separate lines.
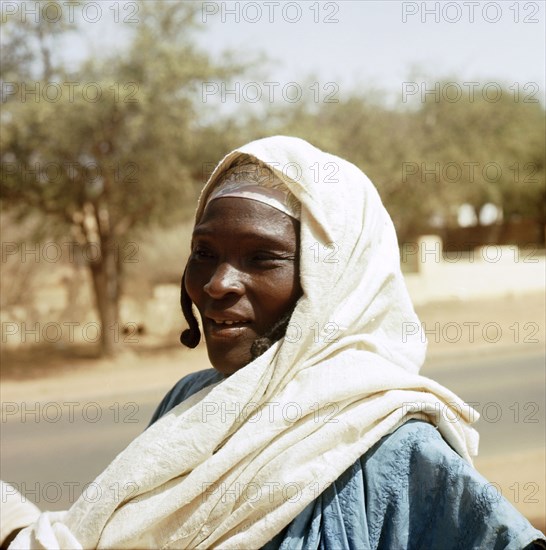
top-left (277, 259), bottom-right (302, 300)
top-left (184, 263), bottom-right (207, 305)
top-left (255, 267), bottom-right (301, 316)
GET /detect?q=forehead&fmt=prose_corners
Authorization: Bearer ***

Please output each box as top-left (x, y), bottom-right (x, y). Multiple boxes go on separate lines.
top-left (194, 197), bottom-right (298, 239)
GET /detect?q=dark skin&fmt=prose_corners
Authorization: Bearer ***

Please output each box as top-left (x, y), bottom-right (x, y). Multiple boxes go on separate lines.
top-left (185, 197), bottom-right (302, 376)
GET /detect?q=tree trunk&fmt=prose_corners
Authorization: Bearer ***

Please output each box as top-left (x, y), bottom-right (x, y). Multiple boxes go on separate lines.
top-left (88, 238), bottom-right (120, 357)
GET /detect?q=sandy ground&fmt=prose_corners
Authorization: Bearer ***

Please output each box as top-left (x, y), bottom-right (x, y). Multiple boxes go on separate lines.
top-left (2, 291), bottom-right (545, 531)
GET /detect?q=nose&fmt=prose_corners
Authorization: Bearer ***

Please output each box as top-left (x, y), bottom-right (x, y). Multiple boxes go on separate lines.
top-left (203, 262), bottom-right (245, 299)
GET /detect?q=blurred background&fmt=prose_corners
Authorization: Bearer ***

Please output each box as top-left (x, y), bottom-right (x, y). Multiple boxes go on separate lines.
top-left (1, 0), bottom-right (545, 533)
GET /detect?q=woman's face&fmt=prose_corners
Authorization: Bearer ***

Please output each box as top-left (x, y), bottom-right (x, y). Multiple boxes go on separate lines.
top-left (185, 197), bottom-right (302, 375)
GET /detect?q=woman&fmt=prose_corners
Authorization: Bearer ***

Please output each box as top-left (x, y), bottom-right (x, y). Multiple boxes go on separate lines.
top-left (11, 136), bottom-right (545, 548)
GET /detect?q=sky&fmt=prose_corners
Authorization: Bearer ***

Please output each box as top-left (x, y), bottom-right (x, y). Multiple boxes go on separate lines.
top-left (194, 0), bottom-right (546, 104)
top-left (58, 0), bottom-right (546, 107)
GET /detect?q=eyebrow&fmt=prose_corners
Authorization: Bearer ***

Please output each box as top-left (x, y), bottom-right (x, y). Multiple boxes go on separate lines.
top-left (192, 227), bottom-right (294, 247)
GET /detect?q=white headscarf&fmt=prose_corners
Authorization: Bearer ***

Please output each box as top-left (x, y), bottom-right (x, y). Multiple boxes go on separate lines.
top-left (12, 136), bottom-right (478, 549)
top-left (205, 161), bottom-right (301, 219)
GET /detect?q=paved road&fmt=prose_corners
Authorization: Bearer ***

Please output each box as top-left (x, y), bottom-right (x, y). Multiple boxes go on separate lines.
top-left (422, 349), bottom-right (545, 456)
top-left (2, 350), bottom-right (544, 511)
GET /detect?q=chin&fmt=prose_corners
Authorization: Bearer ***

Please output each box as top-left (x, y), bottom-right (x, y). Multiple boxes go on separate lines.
top-left (208, 352), bottom-right (250, 377)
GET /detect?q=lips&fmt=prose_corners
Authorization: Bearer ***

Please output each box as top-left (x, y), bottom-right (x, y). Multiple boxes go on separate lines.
top-left (210, 319), bottom-right (250, 326)
top-left (205, 312), bottom-right (253, 338)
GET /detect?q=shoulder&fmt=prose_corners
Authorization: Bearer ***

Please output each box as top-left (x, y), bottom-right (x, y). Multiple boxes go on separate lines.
top-left (366, 419), bottom-right (456, 477)
top-left (268, 421), bottom-right (544, 550)
top-left (147, 369), bottom-right (224, 427)
top-left (362, 420), bottom-right (545, 549)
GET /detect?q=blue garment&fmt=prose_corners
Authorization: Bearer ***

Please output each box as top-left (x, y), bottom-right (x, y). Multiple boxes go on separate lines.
top-left (149, 369), bottom-right (546, 550)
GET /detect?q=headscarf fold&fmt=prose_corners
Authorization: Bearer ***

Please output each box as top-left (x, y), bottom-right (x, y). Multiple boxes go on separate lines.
top-left (12, 136), bottom-right (479, 549)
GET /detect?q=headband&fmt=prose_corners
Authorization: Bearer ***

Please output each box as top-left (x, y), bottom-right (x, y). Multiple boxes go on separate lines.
top-left (205, 162), bottom-right (301, 220)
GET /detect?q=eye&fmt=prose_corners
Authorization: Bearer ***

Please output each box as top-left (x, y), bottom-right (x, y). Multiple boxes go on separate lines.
top-left (250, 251), bottom-right (293, 266)
top-left (252, 253), bottom-right (276, 262)
top-left (191, 246), bottom-right (215, 260)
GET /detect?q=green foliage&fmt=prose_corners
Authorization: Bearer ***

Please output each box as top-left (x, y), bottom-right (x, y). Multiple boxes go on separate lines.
top-left (1, 1), bottom-right (543, 288)
top-left (1, 1), bottom-right (245, 239)
top-left (263, 85), bottom-right (545, 242)
top-left (0, 0), bottom-right (252, 354)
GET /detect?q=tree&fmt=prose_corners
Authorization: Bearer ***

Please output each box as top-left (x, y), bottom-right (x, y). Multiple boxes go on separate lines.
top-left (265, 83), bottom-right (544, 243)
top-left (411, 81), bottom-right (545, 230)
top-left (263, 94), bottom-right (436, 241)
top-left (1, 1), bottom-right (247, 356)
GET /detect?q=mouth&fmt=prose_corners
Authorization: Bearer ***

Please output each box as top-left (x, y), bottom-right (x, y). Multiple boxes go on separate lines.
top-left (211, 319), bottom-right (250, 326)
top-left (205, 316), bottom-right (253, 338)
